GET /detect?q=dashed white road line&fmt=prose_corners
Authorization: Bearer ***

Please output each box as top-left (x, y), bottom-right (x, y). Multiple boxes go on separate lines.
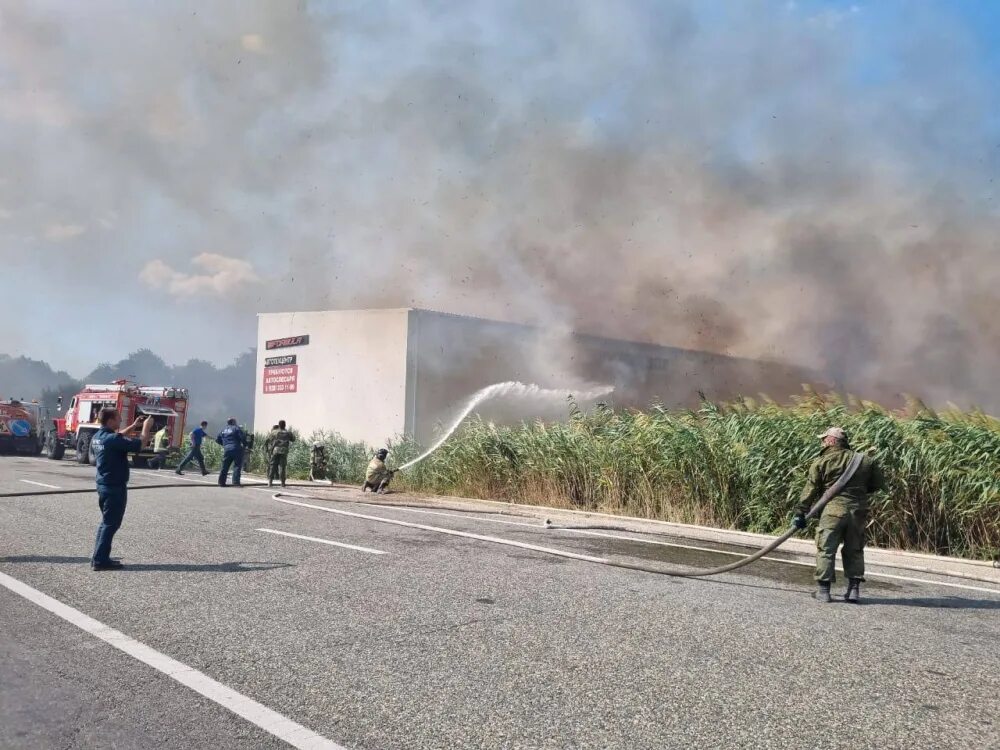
top-left (257, 528), bottom-right (386, 555)
top-left (0, 571), bottom-right (345, 750)
top-left (19, 479), bottom-right (61, 490)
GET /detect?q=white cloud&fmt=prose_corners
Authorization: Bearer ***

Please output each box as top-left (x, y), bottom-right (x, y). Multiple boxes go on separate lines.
top-left (241, 34), bottom-right (266, 53)
top-left (43, 222), bottom-right (86, 241)
top-left (139, 253), bottom-right (261, 297)
top-left (0, 89), bottom-right (76, 128)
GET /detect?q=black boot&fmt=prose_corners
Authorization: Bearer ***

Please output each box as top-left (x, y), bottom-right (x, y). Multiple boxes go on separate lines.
top-left (813, 581), bottom-right (833, 603)
top-left (844, 578), bottom-right (862, 603)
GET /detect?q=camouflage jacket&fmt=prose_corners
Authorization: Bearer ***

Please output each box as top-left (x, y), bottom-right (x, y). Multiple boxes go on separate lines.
top-left (266, 429), bottom-right (295, 456)
top-left (798, 446), bottom-right (885, 515)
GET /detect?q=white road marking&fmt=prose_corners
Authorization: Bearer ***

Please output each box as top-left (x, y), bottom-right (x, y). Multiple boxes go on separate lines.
top-left (553, 531), bottom-right (1000, 593)
top-left (360, 503), bottom-right (534, 528)
top-left (855, 572), bottom-right (1000, 595)
top-left (19, 479), bottom-right (61, 490)
top-left (257, 528), bottom-right (386, 555)
top-left (277, 495), bottom-right (1000, 595)
top-left (132, 469), bottom-right (267, 486)
top-left (0, 571), bottom-right (345, 750)
top-left (275, 495), bottom-right (610, 564)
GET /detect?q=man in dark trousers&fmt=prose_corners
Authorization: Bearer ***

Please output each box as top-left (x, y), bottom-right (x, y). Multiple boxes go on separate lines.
top-left (266, 420), bottom-right (295, 488)
top-left (91, 407), bottom-right (154, 571)
top-left (177, 420), bottom-right (210, 476)
top-left (216, 417), bottom-right (246, 487)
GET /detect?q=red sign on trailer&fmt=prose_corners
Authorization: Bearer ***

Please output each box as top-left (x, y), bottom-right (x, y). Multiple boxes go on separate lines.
top-left (263, 364), bottom-right (298, 394)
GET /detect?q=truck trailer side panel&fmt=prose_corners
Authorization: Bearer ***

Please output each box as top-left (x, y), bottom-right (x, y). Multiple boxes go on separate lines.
top-left (254, 310), bottom-right (410, 446)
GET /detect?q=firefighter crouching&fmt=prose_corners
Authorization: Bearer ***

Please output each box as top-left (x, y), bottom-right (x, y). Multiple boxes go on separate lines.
top-left (363, 448), bottom-right (393, 494)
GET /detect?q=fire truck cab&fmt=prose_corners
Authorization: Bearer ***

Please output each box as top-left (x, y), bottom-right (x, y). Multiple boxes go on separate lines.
top-left (46, 380), bottom-right (190, 467)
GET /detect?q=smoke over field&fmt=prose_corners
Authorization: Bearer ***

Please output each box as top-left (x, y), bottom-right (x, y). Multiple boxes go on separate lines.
top-left (1, 1), bottom-right (998, 409)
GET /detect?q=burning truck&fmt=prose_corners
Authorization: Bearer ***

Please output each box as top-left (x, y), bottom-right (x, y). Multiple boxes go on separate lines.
top-left (45, 380), bottom-right (190, 467)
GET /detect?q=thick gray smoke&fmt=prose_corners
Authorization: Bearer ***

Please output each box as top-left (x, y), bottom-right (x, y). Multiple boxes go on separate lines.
top-left (2, 1), bottom-right (998, 409)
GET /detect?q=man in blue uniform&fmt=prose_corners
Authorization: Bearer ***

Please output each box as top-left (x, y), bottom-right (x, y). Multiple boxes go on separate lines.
top-left (176, 420), bottom-right (210, 476)
top-left (91, 407), bottom-right (154, 571)
top-left (216, 417), bottom-right (246, 487)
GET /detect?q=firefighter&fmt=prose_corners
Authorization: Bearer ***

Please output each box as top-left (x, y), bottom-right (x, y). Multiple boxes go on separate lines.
top-left (149, 425), bottom-right (170, 469)
top-left (310, 442), bottom-right (328, 481)
top-left (91, 408), bottom-right (154, 570)
top-left (266, 420), bottom-right (295, 487)
top-left (215, 417), bottom-right (246, 487)
top-left (363, 448), bottom-right (393, 494)
top-left (177, 420), bottom-right (210, 476)
top-left (795, 427), bottom-right (885, 603)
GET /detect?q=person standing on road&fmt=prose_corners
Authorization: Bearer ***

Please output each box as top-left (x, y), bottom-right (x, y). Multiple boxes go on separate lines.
top-left (795, 427), bottom-right (885, 603)
top-left (216, 418), bottom-right (246, 487)
top-left (91, 407), bottom-right (154, 571)
top-left (148, 425), bottom-right (170, 469)
top-left (176, 420), bottom-right (210, 476)
top-left (266, 420), bottom-right (295, 488)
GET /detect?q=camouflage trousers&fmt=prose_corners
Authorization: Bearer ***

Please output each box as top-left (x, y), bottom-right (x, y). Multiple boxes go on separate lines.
top-left (815, 505), bottom-right (868, 582)
top-left (310, 461), bottom-right (328, 481)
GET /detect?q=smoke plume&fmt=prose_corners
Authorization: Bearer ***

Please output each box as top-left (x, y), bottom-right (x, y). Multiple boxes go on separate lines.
top-left (1, 1), bottom-right (998, 409)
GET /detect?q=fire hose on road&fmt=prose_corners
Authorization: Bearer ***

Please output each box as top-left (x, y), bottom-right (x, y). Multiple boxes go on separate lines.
top-left (539, 453), bottom-right (863, 577)
top-left (0, 483), bottom-right (200, 499)
top-left (272, 453), bottom-right (866, 579)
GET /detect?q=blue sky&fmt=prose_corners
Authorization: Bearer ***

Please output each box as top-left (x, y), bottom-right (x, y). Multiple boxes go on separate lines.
top-left (0, 0), bottom-right (997, 408)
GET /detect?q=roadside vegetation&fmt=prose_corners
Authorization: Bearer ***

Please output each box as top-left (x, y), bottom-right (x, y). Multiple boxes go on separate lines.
top-left (185, 390), bottom-right (1000, 560)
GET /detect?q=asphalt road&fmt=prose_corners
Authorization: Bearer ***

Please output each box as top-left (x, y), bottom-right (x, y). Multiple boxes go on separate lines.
top-left (1, 455), bottom-right (998, 750)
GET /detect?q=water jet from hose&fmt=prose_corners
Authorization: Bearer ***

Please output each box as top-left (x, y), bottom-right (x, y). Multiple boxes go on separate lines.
top-left (397, 381), bottom-right (613, 471)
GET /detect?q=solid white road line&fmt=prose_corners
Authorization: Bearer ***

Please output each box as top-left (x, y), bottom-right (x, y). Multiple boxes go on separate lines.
top-left (257, 528), bottom-right (386, 555)
top-left (275, 495), bottom-right (610, 564)
top-left (132, 468), bottom-right (267, 486)
top-left (19, 479), bottom-right (62, 490)
top-left (0, 571), bottom-right (345, 750)
top-left (357, 504), bottom-right (1000, 590)
top-left (278, 495), bottom-right (1000, 595)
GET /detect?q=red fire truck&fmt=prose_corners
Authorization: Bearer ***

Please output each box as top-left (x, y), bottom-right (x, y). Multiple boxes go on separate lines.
top-left (45, 380), bottom-right (190, 467)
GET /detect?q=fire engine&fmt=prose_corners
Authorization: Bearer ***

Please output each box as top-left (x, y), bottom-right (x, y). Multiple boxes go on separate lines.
top-left (46, 380), bottom-right (190, 467)
top-left (0, 398), bottom-right (48, 455)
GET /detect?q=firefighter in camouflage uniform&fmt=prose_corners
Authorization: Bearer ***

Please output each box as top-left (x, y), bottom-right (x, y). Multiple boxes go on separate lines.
top-left (795, 427), bottom-right (885, 603)
top-left (266, 420), bottom-right (296, 488)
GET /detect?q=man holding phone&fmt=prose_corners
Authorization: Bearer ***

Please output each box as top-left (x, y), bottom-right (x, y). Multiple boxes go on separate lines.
top-left (90, 408), bottom-right (154, 570)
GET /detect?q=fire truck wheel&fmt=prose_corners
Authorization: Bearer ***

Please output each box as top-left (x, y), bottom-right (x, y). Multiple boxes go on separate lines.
top-left (76, 433), bottom-right (92, 464)
top-left (46, 433), bottom-right (65, 461)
